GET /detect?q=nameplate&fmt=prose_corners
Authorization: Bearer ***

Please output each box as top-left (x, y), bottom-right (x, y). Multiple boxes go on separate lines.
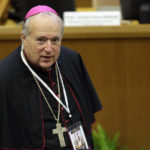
top-left (64, 11), bottom-right (121, 26)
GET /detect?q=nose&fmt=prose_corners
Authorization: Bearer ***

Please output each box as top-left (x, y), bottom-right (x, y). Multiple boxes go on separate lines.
top-left (45, 40), bottom-right (52, 53)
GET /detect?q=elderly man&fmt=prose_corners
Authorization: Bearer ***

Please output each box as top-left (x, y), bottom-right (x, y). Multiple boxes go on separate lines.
top-left (0, 5), bottom-right (102, 150)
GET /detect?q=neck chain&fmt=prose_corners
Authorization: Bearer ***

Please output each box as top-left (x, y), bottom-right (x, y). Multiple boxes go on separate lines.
top-left (33, 65), bottom-right (60, 123)
top-left (33, 66), bottom-right (67, 147)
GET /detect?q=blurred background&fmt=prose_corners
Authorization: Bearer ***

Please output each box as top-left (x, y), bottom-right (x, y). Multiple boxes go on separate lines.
top-left (0, 0), bottom-right (150, 149)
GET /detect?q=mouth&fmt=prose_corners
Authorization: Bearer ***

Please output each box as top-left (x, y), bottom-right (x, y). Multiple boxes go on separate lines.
top-left (41, 56), bottom-right (52, 61)
top-left (43, 56), bottom-right (51, 58)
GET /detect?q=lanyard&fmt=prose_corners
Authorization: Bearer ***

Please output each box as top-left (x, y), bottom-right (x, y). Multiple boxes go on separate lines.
top-left (20, 46), bottom-right (71, 115)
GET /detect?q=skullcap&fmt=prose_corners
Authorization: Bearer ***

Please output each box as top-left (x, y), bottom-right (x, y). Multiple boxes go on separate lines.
top-left (25, 5), bottom-right (58, 20)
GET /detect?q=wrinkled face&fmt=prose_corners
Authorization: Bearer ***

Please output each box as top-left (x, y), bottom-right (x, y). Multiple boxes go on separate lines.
top-left (21, 14), bottom-right (63, 70)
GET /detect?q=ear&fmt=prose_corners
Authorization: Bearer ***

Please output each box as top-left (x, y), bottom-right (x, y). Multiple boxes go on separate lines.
top-left (20, 32), bottom-right (26, 43)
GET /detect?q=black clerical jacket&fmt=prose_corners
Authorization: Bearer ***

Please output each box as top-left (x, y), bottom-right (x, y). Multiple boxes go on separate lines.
top-left (0, 46), bottom-right (102, 150)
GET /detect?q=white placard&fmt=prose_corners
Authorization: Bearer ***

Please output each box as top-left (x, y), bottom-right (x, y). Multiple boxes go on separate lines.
top-left (63, 11), bottom-right (121, 26)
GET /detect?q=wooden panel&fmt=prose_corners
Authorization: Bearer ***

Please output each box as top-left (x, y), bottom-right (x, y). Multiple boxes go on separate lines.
top-left (2, 24), bottom-right (150, 40)
top-left (92, 0), bottom-right (120, 6)
top-left (62, 37), bottom-right (150, 150)
top-left (0, 25), bottom-right (150, 150)
top-left (75, 0), bottom-right (92, 7)
top-left (0, 0), bottom-right (10, 24)
top-left (75, 0), bottom-right (120, 8)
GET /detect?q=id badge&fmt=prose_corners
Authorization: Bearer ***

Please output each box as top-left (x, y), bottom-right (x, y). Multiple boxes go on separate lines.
top-left (68, 122), bottom-right (89, 150)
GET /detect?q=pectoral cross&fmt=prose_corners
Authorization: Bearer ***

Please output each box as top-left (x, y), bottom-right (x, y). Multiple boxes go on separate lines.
top-left (52, 123), bottom-right (67, 147)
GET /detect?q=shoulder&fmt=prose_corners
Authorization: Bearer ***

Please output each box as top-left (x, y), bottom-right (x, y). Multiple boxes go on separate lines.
top-left (60, 46), bottom-right (80, 57)
top-left (58, 46), bottom-right (86, 78)
top-left (59, 46), bottom-right (81, 64)
top-left (0, 46), bottom-right (22, 79)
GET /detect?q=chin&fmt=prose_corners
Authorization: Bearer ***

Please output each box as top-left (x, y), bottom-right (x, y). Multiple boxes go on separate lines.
top-left (40, 66), bottom-right (50, 70)
top-left (40, 64), bottom-right (53, 70)
top-left (39, 61), bottom-right (56, 70)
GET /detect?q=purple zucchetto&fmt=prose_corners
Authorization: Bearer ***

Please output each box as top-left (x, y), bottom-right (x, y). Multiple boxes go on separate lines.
top-left (24, 5), bottom-right (58, 20)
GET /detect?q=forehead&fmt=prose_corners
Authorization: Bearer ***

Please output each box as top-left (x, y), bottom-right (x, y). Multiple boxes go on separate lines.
top-left (28, 14), bottom-right (63, 36)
